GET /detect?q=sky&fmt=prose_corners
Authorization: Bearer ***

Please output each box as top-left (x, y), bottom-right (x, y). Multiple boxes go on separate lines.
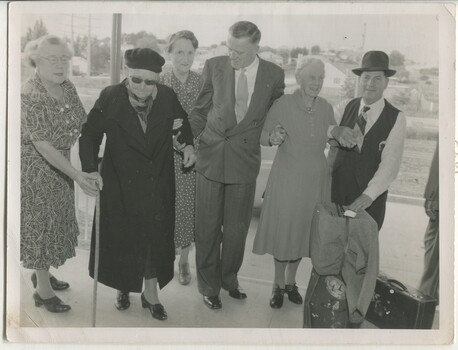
top-left (19, 7), bottom-right (439, 66)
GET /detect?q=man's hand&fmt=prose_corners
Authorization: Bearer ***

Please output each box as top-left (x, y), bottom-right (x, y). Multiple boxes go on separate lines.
top-left (331, 126), bottom-right (358, 148)
top-left (348, 194), bottom-right (373, 212)
top-left (424, 199), bottom-right (439, 220)
top-left (269, 124), bottom-right (287, 146)
top-left (182, 145), bottom-right (196, 168)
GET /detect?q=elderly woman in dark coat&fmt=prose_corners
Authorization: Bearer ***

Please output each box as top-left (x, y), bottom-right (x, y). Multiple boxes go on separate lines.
top-left (79, 48), bottom-right (196, 321)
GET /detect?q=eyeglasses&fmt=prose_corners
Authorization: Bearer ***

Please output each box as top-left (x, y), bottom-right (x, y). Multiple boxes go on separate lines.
top-left (129, 76), bottom-right (158, 86)
top-left (39, 55), bottom-right (71, 65)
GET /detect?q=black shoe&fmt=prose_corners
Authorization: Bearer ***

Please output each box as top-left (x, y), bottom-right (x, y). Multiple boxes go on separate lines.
top-left (141, 293), bottom-right (167, 320)
top-left (31, 272), bottom-right (70, 291)
top-left (270, 285), bottom-right (285, 309)
top-left (115, 291), bottom-right (130, 311)
top-left (178, 263), bottom-right (191, 285)
top-left (33, 292), bottom-right (71, 313)
top-left (203, 295), bottom-right (222, 309)
top-left (228, 287), bottom-right (247, 299)
top-left (285, 283), bottom-right (303, 304)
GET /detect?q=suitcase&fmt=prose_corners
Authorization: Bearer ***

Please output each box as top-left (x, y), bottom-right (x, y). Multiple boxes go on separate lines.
top-left (365, 273), bottom-right (437, 329)
top-left (303, 269), bottom-right (349, 328)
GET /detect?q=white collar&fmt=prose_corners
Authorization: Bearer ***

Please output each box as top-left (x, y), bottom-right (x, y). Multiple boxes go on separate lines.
top-left (238, 56), bottom-right (259, 73)
top-left (360, 97), bottom-right (385, 111)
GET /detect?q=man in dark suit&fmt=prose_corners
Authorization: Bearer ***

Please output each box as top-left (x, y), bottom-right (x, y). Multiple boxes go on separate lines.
top-left (331, 51), bottom-right (407, 230)
top-left (188, 21), bottom-right (285, 309)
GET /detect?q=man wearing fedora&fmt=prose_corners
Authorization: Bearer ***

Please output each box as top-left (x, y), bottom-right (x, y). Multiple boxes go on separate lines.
top-left (330, 50), bottom-right (406, 229)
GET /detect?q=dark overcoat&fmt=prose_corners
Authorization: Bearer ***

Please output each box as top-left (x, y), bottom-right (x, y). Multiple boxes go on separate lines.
top-left (79, 81), bottom-right (194, 292)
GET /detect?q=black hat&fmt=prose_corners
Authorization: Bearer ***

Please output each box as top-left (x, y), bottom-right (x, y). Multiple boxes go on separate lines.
top-left (124, 48), bottom-right (165, 73)
top-left (352, 51), bottom-right (396, 77)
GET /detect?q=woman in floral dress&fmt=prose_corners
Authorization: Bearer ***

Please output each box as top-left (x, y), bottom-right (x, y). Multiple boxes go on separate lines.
top-left (160, 30), bottom-right (202, 285)
top-left (21, 35), bottom-right (98, 312)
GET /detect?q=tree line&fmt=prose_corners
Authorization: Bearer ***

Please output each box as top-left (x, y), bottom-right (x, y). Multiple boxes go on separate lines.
top-left (22, 19), bottom-right (409, 78)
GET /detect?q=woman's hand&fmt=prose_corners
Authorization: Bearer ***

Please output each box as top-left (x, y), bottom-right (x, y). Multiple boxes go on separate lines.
top-left (74, 171), bottom-right (103, 197)
top-left (182, 145), bottom-right (196, 168)
top-left (331, 126), bottom-right (358, 148)
top-left (173, 131), bottom-right (187, 151)
top-left (269, 124), bottom-right (287, 146)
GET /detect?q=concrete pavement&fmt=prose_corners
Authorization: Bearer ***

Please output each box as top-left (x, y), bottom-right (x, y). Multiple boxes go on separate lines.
top-left (18, 199), bottom-right (439, 330)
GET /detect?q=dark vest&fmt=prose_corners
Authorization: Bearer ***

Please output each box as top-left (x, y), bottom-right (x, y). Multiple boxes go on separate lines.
top-left (331, 97), bottom-right (400, 228)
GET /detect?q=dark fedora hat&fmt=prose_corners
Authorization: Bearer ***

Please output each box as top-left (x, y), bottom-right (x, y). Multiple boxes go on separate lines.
top-left (352, 51), bottom-right (396, 77)
top-left (124, 48), bottom-right (165, 73)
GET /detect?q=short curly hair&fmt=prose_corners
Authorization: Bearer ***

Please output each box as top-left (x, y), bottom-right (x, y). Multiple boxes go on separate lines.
top-left (166, 30), bottom-right (199, 53)
top-left (24, 34), bottom-right (72, 68)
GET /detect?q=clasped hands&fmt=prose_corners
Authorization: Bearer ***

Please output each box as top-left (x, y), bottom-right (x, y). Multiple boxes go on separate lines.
top-left (172, 119), bottom-right (197, 168)
top-left (331, 126), bottom-right (360, 149)
top-left (74, 171), bottom-right (103, 197)
top-left (269, 124), bottom-right (287, 146)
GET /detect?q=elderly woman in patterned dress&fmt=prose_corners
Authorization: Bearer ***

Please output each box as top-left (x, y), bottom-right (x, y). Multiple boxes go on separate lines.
top-left (159, 30), bottom-right (202, 285)
top-left (21, 35), bottom-right (99, 313)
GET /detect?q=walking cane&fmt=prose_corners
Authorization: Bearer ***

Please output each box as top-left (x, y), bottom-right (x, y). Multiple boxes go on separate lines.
top-left (92, 177), bottom-right (101, 327)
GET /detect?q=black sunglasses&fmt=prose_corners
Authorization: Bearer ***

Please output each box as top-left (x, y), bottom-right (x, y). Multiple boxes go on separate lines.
top-left (130, 76), bottom-right (158, 86)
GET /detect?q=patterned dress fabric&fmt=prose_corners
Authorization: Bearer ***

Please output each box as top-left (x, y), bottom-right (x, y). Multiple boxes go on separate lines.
top-left (21, 73), bottom-right (86, 269)
top-left (253, 89), bottom-right (336, 260)
top-left (159, 70), bottom-right (201, 250)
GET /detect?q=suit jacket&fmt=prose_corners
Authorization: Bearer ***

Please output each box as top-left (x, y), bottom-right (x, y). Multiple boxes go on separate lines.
top-left (310, 203), bottom-right (379, 324)
top-left (424, 144), bottom-right (439, 203)
top-left (189, 55), bottom-right (285, 184)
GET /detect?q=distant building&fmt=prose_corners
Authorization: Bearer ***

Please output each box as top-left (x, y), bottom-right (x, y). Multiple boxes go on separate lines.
top-left (420, 80), bottom-right (438, 113)
top-left (72, 56), bottom-right (88, 75)
top-left (258, 51), bottom-right (283, 67)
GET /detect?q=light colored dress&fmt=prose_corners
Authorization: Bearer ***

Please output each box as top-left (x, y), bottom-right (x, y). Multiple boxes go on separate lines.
top-left (252, 89), bottom-right (336, 260)
top-left (21, 74), bottom-right (86, 269)
top-left (159, 71), bottom-right (202, 250)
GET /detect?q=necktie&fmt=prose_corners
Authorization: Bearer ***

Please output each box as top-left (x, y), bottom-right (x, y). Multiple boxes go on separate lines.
top-left (357, 106), bottom-right (370, 135)
top-left (235, 68), bottom-right (249, 123)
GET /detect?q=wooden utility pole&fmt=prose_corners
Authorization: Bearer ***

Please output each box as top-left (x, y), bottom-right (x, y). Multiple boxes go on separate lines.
top-left (69, 14), bottom-right (74, 78)
top-left (110, 14), bottom-right (122, 84)
top-left (87, 14), bottom-right (91, 77)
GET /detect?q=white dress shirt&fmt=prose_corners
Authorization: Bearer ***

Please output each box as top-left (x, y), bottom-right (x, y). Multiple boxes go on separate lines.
top-left (360, 98), bottom-right (406, 201)
top-left (234, 56), bottom-right (259, 109)
top-left (329, 97), bottom-right (407, 201)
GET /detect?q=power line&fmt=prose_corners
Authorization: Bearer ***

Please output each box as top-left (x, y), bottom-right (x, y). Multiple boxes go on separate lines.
top-left (59, 23), bottom-right (105, 30)
top-left (61, 14), bottom-right (104, 20)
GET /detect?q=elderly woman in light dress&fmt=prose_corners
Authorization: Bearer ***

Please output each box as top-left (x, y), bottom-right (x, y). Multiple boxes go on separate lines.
top-left (253, 57), bottom-right (353, 309)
